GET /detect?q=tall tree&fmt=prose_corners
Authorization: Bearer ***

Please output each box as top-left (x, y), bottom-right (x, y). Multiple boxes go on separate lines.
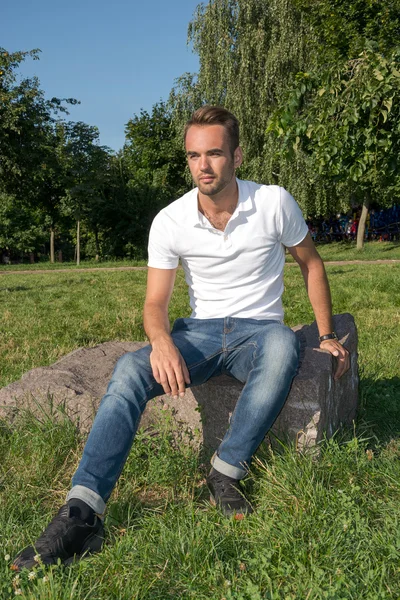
top-left (268, 1), bottom-right (400, 246)
top-left (124, 101), bottom-right (187, 196)
top-left (0, 193), bottom-right (46, 259)
top-left (185, 0), bottom-right (313, 166)
top-left (0, 48), bottom-right (77, 198)
top-left (113, 102), bottom-right (188, 257)
top-left (0, 48), bottom-right (78, 261)
top-left (63, 122), bottom-right (111, 264)
top-left (179, 2), bottom-right (312, 164)
top-left (35, 123), bottom-right (71, 262)
top-left (170, 0), bottom-right (341, 215)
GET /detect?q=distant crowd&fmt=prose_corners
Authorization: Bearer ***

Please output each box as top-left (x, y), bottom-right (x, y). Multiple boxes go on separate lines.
top-left (306, 205), bottom-right (400, 242)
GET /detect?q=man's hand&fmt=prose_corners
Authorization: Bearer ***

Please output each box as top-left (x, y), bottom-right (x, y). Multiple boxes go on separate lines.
top-left (150, 337), bottom-right (191, 398)
top-left (144, 267), bottom-right (190, 397)
top-left (319, 339), bottom-right (350, 380)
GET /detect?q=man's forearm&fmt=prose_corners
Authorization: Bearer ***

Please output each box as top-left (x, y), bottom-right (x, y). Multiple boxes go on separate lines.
top-left (143, 303), bottom-right (172, 346)
top-left (300, 258), bottom-right (334, 336)
top-left (143, 301), bottom-right (190, 396)
top-left (289, 235), bottom-right (350, 378)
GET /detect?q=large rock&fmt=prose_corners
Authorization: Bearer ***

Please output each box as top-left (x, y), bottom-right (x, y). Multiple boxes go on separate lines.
top-left (0, 314), bottom-right (358, 450)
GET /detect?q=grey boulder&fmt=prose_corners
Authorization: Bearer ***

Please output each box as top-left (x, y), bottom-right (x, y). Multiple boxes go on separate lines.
top-left (0, 313), bottom-right (358, 450)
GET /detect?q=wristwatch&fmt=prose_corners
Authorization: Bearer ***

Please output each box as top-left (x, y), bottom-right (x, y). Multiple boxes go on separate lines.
top-left (319, 332), bottom-right (338, 343)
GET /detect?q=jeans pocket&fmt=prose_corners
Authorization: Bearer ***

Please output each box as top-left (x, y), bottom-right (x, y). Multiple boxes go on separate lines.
top-left (172, 317), bottom-right (187, 332)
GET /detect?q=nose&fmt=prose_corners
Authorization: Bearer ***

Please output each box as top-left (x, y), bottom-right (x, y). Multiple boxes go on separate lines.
top-left (199, 154), bottom-right (211, 171)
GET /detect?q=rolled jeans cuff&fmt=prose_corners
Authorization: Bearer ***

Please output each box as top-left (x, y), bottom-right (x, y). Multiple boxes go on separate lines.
top-left (67, 485), bottom-right (106, 517)
top-left (211, 453), bottom-right (247, 480)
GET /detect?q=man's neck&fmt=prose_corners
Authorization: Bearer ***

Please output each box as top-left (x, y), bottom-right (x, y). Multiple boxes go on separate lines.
top-left (198, 179), bottom-right (239, 216)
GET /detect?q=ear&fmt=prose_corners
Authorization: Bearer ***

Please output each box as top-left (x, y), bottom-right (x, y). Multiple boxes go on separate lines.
top-left (234, 146), bottom-right (243, 168)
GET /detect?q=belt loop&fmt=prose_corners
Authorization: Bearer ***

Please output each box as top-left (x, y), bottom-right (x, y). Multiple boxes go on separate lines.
top-left (225, 316), bottom-right (233, 332)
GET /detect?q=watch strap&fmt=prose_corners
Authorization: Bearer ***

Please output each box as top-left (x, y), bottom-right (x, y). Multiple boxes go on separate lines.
top-left (319, 332), bottom-right (338, 343)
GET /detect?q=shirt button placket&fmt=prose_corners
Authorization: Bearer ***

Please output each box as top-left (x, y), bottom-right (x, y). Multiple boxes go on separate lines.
top-left (223, 232), bottom-right (232, 248)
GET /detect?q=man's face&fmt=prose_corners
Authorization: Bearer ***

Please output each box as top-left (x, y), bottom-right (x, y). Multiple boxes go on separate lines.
top-left (185, 124), bottom-right (242, 197)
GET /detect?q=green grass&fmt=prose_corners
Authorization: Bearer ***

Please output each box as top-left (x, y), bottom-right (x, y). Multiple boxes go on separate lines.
top-left (0, 258), bottom-right (147, 272)
top-left (1, 264), bottom-right (400, 598)
top-left (286, 240), bottom-right (400, 262)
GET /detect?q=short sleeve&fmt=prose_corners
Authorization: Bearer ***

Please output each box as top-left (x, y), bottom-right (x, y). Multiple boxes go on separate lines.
top-left (278, 187), bottom-right (308, 247)
top-left (147, 211), bottom-right (179, 269)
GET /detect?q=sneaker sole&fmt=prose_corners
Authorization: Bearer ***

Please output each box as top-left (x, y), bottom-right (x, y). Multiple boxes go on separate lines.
top-left (209, 493), bottom-right (252, 518)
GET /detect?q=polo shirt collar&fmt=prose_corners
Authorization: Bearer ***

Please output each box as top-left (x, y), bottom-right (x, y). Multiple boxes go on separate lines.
top-left (188, 178), bottom-right (252, 227)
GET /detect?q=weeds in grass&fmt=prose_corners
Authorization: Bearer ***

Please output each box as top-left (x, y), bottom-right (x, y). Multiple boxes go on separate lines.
top-left (0, 261), bottom-right (399, 598)
top-left (2, 407), bottom-right (399, 598)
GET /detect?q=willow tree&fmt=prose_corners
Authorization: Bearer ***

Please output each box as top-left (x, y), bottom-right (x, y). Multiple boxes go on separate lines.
top-left (170, 0), bottom-right (342, 215)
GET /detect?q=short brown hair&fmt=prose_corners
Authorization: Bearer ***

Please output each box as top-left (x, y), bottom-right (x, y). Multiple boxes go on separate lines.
top-left (184, 105), bottom-right (240, 156)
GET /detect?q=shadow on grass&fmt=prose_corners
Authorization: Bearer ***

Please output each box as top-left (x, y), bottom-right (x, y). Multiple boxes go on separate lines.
top-left (358, 376), bottom-right (400, 443)
top-left (106, 495), bottom-right (186, 528)
top-left (324, 267), bottom-right (357, 274)
top-left (381, 243), bottom-right (400, 251)
top-left (0, 286), bottom-right (31, 292)
top-left (0, 283), bottom-right (65, 293)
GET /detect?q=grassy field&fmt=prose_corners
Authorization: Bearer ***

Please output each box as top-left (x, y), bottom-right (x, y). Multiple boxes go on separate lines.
top-left (0, 258), bottom-right (147, 272)
top-left (0, 241), bottom-right (399, 272)
top-left (0, 262), bottom-right (399, 599)
top-left (288, 241), bottom-right (400, 262)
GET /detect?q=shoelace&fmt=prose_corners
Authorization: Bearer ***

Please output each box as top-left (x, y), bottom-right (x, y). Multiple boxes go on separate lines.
top-left (212, 473), bottom-right (242, 498)
top-left (36, 508), bottom-right (76, 544)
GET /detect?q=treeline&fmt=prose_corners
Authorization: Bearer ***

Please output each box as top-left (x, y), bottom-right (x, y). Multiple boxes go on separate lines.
top-left (1, 0), bottom-right (400, 262)
top-left (0, 50), bottom-right (188, 263)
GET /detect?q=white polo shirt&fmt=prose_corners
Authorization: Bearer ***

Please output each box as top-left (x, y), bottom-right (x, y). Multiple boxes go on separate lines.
top-left (147, 179), bottom-right (308, 321)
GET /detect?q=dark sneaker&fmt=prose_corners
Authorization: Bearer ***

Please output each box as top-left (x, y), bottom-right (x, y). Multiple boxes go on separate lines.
top-left (12, 503), bottom-right (104, 571)
top-left (207, 467), bottom-right (253, 517)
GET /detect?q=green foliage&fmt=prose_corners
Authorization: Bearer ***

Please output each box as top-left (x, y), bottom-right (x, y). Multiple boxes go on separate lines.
top-left (180, 0), bottom-right (314, 174)
top-left (170, 0), bottom-right (342, 216)
top-left (124, 101), bottom-right (187, 196)
top-left (63, 121), bottom-right (110, 218)
top-left (0, 193), bottom-right (46, 254)
top-left (103, 101), bottom-right (190, 258)
top-left (171, 0), bottom-right (400, 220)
top-left (3, 5), bottom-right (400, 262)
top-left (266, 0), bottom-right (400, 226)
top-left (268, 44), bottom-right (400, 202)
top-left (292, 0), bottom-right (400, 59)
top-left (61, 121), bottom-right (111, 260)
top-left (0, 48), bottom-right (84, 260)
top-left (0, 48), bottom-right (77, 203)
top-left (0, 48), bottom-right (174, 262)
top-left (94, 154), bottom-right (169, 259)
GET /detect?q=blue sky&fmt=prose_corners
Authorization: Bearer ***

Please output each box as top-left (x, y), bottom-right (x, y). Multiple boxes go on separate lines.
top-left (2, 0), bottom-right (200, 151)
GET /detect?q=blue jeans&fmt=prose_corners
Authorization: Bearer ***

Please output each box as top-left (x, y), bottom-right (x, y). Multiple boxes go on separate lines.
top-left (67, 318), bottom-right (300, 514)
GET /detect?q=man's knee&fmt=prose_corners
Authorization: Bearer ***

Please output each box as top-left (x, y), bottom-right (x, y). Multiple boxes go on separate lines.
top-left (278, 326), bottom-right (299, 355)
top-left (258, 324), bottom-right (299, 368)
top-left (105, 348), bottom-right (154, 408)
top-left (112, 348), bottom-right (152, 383)
top-left (276, 326), bottom-right (299, 362)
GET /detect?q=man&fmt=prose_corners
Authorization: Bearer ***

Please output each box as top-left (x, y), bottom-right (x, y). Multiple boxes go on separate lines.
top-left (13, 106), bottom-right (349, 571)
